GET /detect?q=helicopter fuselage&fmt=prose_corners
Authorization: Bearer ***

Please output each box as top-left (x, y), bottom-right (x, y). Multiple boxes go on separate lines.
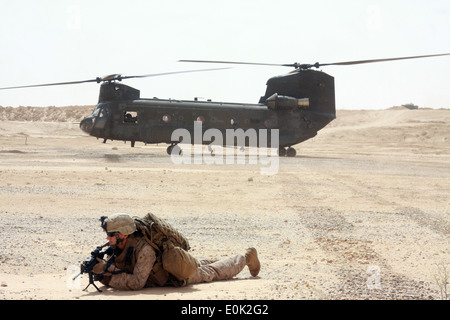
top-left (79, 69), bottom-right (336, 154)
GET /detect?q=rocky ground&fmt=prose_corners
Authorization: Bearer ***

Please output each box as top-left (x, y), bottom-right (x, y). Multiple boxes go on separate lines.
top-left (0, 107), bottom-right (448, 300)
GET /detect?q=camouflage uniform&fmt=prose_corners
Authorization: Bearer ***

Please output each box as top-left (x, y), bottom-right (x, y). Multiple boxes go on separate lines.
top-left (98, 239), bottom-right (248, 290)
top-left (97, 214), bottom-right (259, 291)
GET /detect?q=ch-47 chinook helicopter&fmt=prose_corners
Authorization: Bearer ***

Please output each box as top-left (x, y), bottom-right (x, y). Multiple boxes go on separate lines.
top-left (1, 53), bottom-right (449, 157)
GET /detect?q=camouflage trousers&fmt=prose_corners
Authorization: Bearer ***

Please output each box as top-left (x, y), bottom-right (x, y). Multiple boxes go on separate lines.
top-left (188, 254), bottom-right (246, 284)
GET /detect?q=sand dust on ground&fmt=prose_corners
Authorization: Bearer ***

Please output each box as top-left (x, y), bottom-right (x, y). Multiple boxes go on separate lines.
top-left (0, 106), bottom-right (448, 300)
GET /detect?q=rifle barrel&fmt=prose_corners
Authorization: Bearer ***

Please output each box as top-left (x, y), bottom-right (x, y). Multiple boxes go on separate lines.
top-left (72, 272), bottom-right (82, 280)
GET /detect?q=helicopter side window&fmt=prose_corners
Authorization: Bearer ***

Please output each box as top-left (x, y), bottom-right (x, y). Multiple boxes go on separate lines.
top-left (124, 111), bottom-right (138, 124)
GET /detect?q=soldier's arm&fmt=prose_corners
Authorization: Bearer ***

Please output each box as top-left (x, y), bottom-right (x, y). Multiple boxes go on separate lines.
top-left (104, 245), bottom-right (156, 290)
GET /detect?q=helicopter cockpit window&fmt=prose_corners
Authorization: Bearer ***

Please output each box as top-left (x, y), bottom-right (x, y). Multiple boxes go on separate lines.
top-left (92, 104), bottom-right (110, 130)
top-left (98, 107), bottom-right (109, 118)
top-left (124, 111), bottom-right (138, 124)
top-left (92, 106), bottom-right (101, 117)
top-left (92, 103), bottom-right (110, 118)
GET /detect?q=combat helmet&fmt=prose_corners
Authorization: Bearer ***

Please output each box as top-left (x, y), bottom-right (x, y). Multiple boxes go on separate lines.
top-left (100, 213), bottom-right (137, 235)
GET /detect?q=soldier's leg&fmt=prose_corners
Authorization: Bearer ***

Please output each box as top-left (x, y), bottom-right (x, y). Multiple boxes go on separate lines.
top-left (188, 254), bottom-right (246, 284)
top-left (188, 248), bottom-right (260, 285)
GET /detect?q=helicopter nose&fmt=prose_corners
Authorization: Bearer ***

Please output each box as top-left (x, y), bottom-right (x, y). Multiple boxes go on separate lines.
top-left (80, 117), bottom-right (94, 134)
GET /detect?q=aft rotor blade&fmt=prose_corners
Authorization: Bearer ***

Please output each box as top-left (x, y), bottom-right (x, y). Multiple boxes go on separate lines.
top-left (121, 67), bottom-right (231, 80)
top-left (180, 53), bottom-right (450, 70)
top-left (318, 53), bottom-right (450, 67)
top-left (179, 59), bottom-right (298, 68)
top-left (0, 78), bottom-right (99, 90)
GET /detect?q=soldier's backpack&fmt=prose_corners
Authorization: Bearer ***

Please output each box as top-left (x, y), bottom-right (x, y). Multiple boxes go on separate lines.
top-left (133, 213), bottom-right (199, 282)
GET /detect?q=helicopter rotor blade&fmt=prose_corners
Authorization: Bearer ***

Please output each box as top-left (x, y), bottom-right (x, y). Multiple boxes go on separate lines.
top-left (179, 59), bottom-right (298, 68)
top-left (0, 68), bottom-right (230, 90)
top-left (317, 53), bottom-right (450, 67)
top-left (0, 78), bottom-right (100, 90)
top-left (180, 53), bottom-right (450, 70)
top-left (121, 67), bottom-right (231, 80)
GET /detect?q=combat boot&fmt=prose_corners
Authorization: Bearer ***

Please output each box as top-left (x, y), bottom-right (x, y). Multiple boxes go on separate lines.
top-left (245, 247), bottom-right (260, 277)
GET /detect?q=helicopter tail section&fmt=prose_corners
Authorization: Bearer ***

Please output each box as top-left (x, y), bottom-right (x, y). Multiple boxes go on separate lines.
top-left (260, 70), bottom-right (336, 147)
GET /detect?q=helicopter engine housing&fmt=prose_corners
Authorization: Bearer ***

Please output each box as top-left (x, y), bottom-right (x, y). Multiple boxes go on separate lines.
top-left (265, 93), bottom-right (309, 110)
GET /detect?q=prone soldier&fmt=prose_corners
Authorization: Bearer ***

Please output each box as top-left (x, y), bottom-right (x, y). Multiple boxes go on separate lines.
top-left (89, 213), bottom-right (260, 291)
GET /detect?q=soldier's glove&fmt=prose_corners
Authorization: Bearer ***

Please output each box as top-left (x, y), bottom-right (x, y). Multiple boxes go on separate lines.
top-left (92, 258), bottom-right (107, 274)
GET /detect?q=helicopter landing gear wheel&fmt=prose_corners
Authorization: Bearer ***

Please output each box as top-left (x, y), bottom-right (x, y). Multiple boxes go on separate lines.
top-left (207, 145), bottom-right (215, 156)
top-left (278, 147), bottom-right (287, 157)
top-left (278, 147), bottom-right (296, 157)
top-left (167, 144), bottom-right (182, 156)
top-left (286, 147), bottom-right (296, 157)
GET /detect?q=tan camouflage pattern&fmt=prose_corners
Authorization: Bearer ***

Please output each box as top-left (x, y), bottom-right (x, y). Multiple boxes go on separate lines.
top-left (99, 240), bottom-right (247, 290)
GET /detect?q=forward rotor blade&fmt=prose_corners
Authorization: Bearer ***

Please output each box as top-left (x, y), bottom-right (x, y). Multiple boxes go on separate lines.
top-left (121, 67), bottom-right (231, 80)
top-left (0, 67), bottom-right (230, 90)
top-left (179, 59), bottom-right (297, 68)
top-left (0, 78), bottom-right (99, 90)
top-left (317, 53), bottom-right (450, 67)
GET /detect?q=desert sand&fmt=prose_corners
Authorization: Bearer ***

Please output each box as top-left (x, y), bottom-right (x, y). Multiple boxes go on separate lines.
top-left (0, 106), bottom-right (448, 300)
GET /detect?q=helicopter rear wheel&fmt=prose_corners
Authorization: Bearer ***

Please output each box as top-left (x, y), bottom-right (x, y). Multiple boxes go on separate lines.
top-left (278, 147), bottom-right (287, 157)
top-left (167, 144), bottom-right (182, 156)
top-left (286, 147), bottom-right (296, 157)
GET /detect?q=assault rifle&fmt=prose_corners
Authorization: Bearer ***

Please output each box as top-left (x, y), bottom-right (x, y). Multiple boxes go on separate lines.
top-left (73, 242), bottom-right (113, 292)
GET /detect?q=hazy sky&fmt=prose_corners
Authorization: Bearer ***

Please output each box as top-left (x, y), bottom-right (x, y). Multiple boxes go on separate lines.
top-left (1, 0), bottom-right (449, 109)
